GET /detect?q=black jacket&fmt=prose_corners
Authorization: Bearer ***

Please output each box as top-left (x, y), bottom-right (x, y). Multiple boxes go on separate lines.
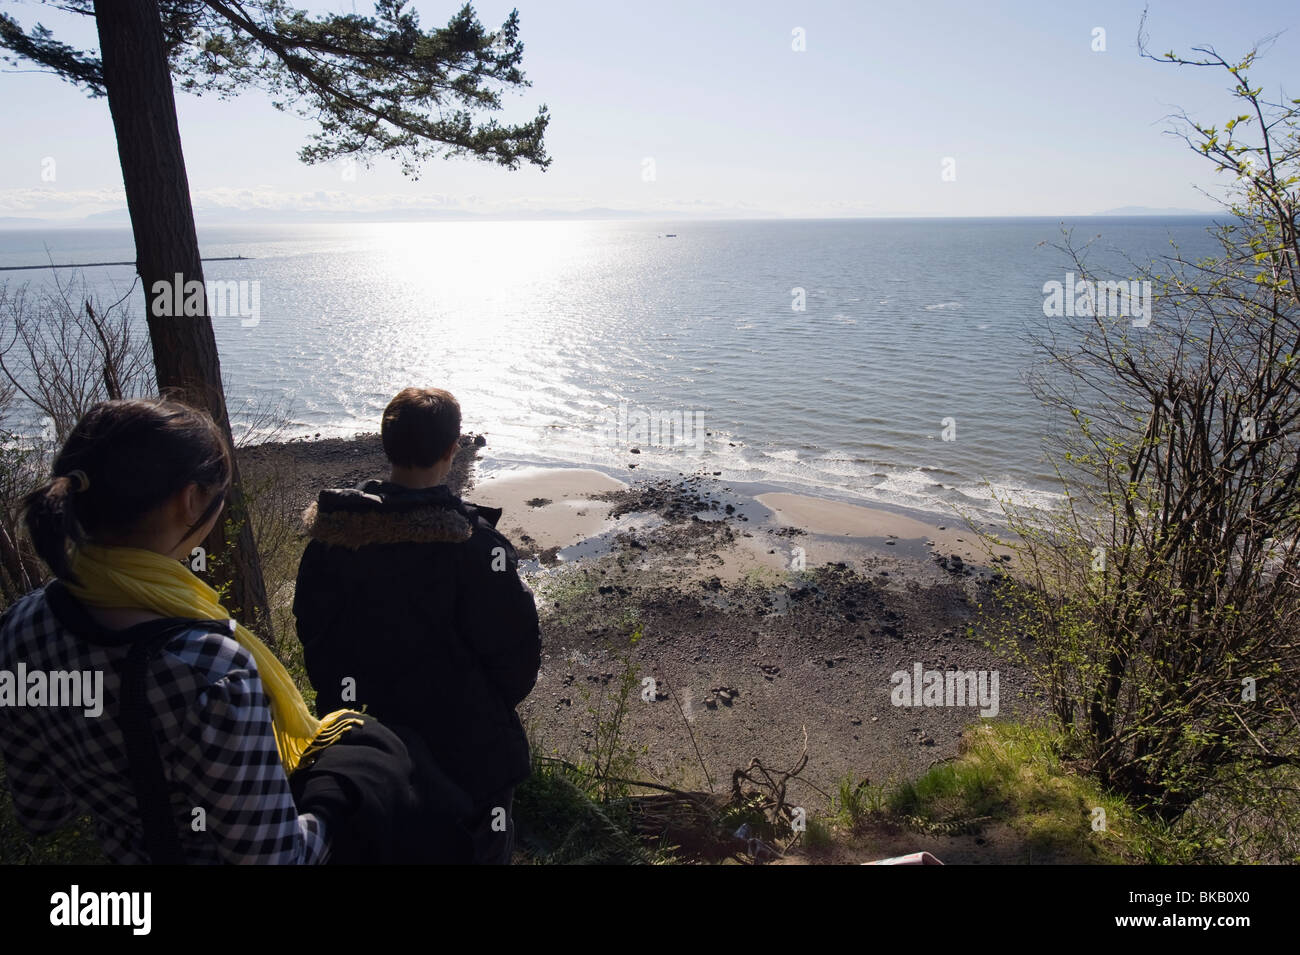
top-left (293, 480), bottom-right (541, 805)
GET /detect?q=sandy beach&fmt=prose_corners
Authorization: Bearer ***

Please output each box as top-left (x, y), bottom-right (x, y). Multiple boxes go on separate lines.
top-left (472, 465), bottom-right (627, 557)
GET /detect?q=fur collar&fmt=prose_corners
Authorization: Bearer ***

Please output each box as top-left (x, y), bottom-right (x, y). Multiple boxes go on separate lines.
top-left (303, 482), bottom-right (475, 549)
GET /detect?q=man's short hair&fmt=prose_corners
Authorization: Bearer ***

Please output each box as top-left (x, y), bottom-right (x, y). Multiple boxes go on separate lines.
top-left (381, 387), bottom-right (462, 468)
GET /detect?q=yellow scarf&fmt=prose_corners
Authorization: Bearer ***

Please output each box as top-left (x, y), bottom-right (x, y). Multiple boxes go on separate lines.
top-left (66, 543), bottom-right (361, 776)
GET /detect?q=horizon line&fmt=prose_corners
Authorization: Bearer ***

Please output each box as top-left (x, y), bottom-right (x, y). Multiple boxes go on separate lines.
top-left (0, 210), bottom-right (1228, 231)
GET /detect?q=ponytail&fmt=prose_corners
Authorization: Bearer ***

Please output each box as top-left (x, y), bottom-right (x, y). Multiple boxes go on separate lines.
top-left (24, 473), bottom-right (86, 582)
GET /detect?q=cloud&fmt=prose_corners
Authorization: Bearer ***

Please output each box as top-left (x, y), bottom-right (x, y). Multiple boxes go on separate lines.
top-left (0, 187), bottom-right (126, 217)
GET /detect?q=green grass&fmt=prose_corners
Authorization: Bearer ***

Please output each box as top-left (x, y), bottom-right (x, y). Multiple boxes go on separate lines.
top-left (802, 721), bottom-right (1199, 864)
top-left (513, 756), bottom-right (667, 865)
top-left (532, 567), bottom-right (602, 623)
top-left (0, 761), bottom-right (105, 864)
top-left (830, 776), bottom-right (889, 833)
top-left (802, 816), bottom-right (834, 851)
top-left (738, 565), bottom-right (787, 588)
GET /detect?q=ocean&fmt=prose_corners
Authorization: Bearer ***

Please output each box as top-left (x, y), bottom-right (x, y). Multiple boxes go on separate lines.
top-left (0, 216), bottom-right (1225, 523)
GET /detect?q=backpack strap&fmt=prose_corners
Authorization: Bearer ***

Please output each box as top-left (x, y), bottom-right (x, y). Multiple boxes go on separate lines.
top-left (116, 617), bottom-right (235, 865)
top-left (44, 581), bottom-right (235, 865)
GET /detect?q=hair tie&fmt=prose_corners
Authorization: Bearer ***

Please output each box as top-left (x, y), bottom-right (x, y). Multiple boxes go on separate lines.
top-left (65, 470), bottom-right (90, 493)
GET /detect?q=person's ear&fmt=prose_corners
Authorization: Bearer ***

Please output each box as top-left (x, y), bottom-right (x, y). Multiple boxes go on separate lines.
top-left (442, 440), bottom-right (459, 465)
top-left (176, 482), bottom-right (206, 527)
top-left (160, 482), bottom-right (206, 558)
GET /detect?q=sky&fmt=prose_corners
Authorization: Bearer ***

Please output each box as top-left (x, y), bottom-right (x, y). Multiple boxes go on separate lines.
top-left (1, 0), bottom-right (1298, 222)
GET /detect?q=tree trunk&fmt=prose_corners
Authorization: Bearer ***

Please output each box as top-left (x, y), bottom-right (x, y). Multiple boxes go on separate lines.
top-left (0, 519), bottom-right (34, 604)
top-left (92, 0), bottom-right (272, 634)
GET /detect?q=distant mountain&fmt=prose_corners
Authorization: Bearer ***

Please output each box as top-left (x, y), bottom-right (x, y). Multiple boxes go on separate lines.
top-left (0, 205), bottom-right (685, 228)
top-left (0, 216), bottom-right (63, 226)
top-left (186, 204), bottom-right (677, 223)
top-left (1093, 206), bottom-right (1217, 216)
top-left (83, 208), bottom-right (132, 222)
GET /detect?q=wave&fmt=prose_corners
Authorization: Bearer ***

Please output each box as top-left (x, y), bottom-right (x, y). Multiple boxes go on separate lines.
top-left (763, 448), bottom-right (803, 463)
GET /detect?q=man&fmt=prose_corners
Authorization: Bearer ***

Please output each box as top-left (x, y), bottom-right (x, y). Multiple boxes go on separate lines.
top-left (293, 387), bottom-right (541, 864)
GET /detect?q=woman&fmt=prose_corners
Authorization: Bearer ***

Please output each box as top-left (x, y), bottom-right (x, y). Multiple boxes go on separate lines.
top-left (0, 397), bottom-right (378, 863)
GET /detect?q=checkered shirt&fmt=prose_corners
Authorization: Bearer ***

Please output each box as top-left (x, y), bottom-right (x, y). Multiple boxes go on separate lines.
top-left (0, 585), bottom-right (330, 864)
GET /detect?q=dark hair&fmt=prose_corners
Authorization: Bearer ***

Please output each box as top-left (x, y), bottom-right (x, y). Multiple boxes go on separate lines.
top-left (24, 398), bottom-right (232, 580)
top-left (381, 387), bottom-right (461, 469)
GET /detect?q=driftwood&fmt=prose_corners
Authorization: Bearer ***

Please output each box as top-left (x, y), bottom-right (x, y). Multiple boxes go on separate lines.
top-left (538, 727), bottom-right (813, 863)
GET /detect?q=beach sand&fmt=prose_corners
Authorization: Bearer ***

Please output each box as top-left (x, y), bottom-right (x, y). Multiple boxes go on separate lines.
top-left (471, 466), bottom-right (626, 555)
top-left (756, 492), bottom-right (1015, 564)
